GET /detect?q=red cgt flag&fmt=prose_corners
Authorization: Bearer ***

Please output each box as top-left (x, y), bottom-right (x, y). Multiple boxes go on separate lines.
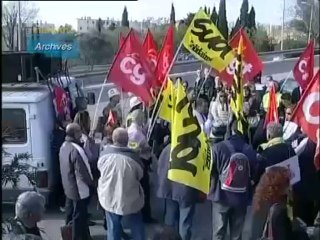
top-left (218, 28), bottom-right (264, 86)
top-left (155, 25), bottom-right (174, 85)
top-left (292, 70), bottom-right (320, 169)
top-left (108, 29), bottom-right (155, 105)
top-left (143, 29), bottom-right (158, 72)
top-left (264, 84), bottom-right (279, 128)
top-left (293, 40), bottom-right (315, 90)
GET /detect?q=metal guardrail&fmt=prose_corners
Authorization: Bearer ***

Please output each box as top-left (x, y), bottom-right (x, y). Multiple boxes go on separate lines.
top-left (69, 47), bottom-right (319, 75)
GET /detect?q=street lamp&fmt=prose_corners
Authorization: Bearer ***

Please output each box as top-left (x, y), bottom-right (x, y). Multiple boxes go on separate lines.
top-left (281, 0), bottom-right (285, 50)
top-left (301, 0), bottom-right (314, 42)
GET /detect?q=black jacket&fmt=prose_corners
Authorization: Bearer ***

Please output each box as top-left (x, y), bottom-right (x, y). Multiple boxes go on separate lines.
top-left (291, 87), bottom-right (302, 105)
top-left (269, 203), bottom-right (294, 240)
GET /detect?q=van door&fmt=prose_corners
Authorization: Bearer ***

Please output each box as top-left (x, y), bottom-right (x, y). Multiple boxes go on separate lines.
top-left (2, 104), bottom-right (33, 188)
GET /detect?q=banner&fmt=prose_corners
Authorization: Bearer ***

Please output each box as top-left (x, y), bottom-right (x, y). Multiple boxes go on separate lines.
top-left (183, 8), bottom-right (234, 72)
top-left (168, 80), bottom-right (212, 193)
top-left (159, 79), bottom-right (174, 122)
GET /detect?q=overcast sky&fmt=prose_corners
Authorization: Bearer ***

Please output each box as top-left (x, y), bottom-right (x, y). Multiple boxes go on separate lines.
top-left (5, 0), bottom-right (295, 28)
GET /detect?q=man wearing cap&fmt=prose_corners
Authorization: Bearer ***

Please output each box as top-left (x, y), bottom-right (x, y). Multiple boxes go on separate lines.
top-left (95, 88), bottom-right (122, 135)
top-left (126, 96), bottom-right (143, 128)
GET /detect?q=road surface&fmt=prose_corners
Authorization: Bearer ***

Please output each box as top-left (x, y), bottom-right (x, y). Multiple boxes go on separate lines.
top-left (76, 55), bottom-right (319, 88)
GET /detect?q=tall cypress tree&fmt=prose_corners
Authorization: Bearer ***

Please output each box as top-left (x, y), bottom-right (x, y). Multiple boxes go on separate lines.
top-left (121, 6), bottom-right (129, 28)
top-left (230, 17), bottom-right (241, 38)
top-left (170, 3), bottom-right (176, 24)
top-left (210, 6), bottom-right (218, 25)
top-left (248, 6), bottom-right (256, 30)
top-left (204, 6), bottom-right (208, 14)
top-left (240, 0), bottom-right (249, 27)
top-left (217, 0), bottom-right (228, 40)
top-left (208, 7), bottom-right (211, 16)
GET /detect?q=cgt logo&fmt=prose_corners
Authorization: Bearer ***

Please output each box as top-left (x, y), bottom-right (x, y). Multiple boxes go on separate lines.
top-left (120, 54), bottom-right (146, 85)
top-left (303, 91), bottom-right (320, 125)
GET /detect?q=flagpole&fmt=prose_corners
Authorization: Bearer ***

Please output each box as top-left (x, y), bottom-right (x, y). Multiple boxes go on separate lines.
top-left (147, 39), bottom-right (184, 140)
top-left (120, 88), bottom-right (125, 126)
top-left (279, 70), bottom-right (293, 92)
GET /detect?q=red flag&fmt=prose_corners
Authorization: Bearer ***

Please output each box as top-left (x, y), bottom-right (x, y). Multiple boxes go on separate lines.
top-left (292, 70), bottom-right (320, 144)
top-left (155, 25), bottom-right (174, 85)
top-left (218, 28), bottom-right (264, 86)
top-left (264, 84), bottom-right (279, 128)
top-left (107, 110), bottom-right (117, 126)
top-left (143, 29), bottom-right (158, 71)
top-left (119, 33), bottom-right (126, 49)
top-left (293, 40), bottom-right (315, 90)
top-left (108, 29), bottom-right (155, 104)
top-left (315, 132), bottom-right (320, 171)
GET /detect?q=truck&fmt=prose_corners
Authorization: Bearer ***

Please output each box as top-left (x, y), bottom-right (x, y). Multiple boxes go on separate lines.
top-left (1, 51), bottom-right (96, 204)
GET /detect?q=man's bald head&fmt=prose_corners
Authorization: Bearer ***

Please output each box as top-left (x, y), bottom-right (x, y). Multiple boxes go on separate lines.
top-left (112, 128), bottom-right (129, 147)
top-left (66, 123), bottom-right (82, 140)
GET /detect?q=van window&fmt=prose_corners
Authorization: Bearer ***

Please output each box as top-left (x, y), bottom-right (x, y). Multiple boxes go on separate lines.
top-left (2, 109), bottom-right (27, 144)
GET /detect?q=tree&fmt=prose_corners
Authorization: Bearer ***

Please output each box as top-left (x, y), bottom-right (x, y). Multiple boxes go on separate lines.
top-left (252, 24), bottom-right (274, 52)
top-left (240, 0), bottom-right (249, 27)
top-left (204, 6), bottom-right (208, 14)
top-left (290, 0), bottom-right (319, 41)
top-left (217, 0), bottom-right (228, 40)
top-left (210, 6), bottom-right (218, 25)
top-left (121, 6), bottom-right (129, 28)
top-left (248, 7), bottom-right (256, 30)
top-left (96, 18), bottom-right (103, 33)
top-left (108, 22), bottom-right (116, 31)
top-left (230, 17), bottom-right (241, 38)
top-left (2, 1), bottom-right (39, 50)
top-left (184, 12), bottom-right (195, 26)
top-left (170, 3), bottom-right (176, 25)
top-left (208, 7), bottom-right (211, 16)
top-left (57, 24), bottom-right (75, 33)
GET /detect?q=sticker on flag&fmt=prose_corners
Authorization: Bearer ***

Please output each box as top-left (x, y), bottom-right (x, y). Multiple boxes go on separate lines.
top-left (265, 155), bottom-right (301, 185)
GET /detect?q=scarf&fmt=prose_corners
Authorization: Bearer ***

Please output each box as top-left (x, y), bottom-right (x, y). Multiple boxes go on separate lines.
top-left (259, 137), bottom-right (285, 151)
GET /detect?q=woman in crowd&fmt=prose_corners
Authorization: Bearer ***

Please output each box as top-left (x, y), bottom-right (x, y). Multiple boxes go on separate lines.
top-left (251, 167), bottom-right (293, 240)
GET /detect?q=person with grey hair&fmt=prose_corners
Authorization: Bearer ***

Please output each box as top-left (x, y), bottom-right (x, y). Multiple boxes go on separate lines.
top-left (2, 191), bottom-right (45, 238)
top-left (250, 121), bottom-right (296, 240)
top-left (59, 123), bottom-right (94, 240)
top-left (97, 127), bottom-right (145, 240)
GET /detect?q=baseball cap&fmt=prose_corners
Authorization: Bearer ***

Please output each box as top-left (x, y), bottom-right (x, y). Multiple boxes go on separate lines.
top-left (108, 88), bottom-right (120, 99)
top-left (129, 96), bottom-right (142, 109)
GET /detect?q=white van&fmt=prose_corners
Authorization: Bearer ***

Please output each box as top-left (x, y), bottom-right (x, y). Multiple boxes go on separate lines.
top-left (2, 77), bottom-right (95, 204)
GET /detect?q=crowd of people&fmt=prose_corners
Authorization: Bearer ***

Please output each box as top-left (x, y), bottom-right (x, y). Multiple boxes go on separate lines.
top-left (3, 68), bottom-right (320, 240)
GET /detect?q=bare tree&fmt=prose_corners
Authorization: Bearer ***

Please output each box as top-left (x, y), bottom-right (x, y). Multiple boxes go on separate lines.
top-left (2, 1), bottom-right (39, 50)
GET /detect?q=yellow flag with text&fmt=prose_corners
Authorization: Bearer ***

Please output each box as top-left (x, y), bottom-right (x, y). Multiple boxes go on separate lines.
top-left (159, 79), bottom-right (175, 122)
top-left (183, 8), bottom-right (234, 72)
top-left (168, 80), bottom-right (212, 194)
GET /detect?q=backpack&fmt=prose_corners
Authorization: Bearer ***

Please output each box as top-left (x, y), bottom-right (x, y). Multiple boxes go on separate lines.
top-left (219, 142), bottom-right (250, 193)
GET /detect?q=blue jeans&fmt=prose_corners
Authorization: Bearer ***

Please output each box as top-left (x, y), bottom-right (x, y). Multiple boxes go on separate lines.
top-left (164, 199), bottom-right (195, 240)
top-left (105, 211), bottom-right (145, 240)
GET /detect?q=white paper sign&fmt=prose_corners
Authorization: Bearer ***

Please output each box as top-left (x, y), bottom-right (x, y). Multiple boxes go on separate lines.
top-left (266, 155), bottom-right (301, 185)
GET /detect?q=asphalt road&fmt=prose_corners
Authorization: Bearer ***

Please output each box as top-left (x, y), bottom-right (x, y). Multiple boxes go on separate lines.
top-left (77, 55), bottom-right (319, 88)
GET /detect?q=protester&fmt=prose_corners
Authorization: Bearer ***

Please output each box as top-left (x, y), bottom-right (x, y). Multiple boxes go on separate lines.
top-left (262, 80), bottom-right (282, 113)
top-left (97, 128), bottom-right (145, 240)
top-left (95, 88), bottom-right (122, 133)
top-left (148, 118), bottom-right (170, 158)
top-left (50, 116), bottom-right (68, 213)
top-left (292, 133), bottom-right (320, 226)
top-left (206, 91), bottom-right (229, 141)
top-left (291, 85), bottom-right (304, 105)
top-left (252, 167), bottom-right (294, 240)
top-left (59, 123), bottom-right (93, 240)
top-left (193, 95), bottom-right (209, 129)
top-left (127, 109), bottom-right (154, 223)
top-left (126, 96), bottom-right (143, 128)
top-left (2, 191), bottom-right (45, 239)
top-left (195, 68), bottom-right (215, 101)
top-left (208, 120), bottom-right (258, 240)
top-left (251, 122), bottom-right (296, 239)
top-left (157, 143), bottom-right (203, 240)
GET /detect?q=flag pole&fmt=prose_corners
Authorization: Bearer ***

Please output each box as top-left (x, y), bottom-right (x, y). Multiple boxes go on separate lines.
top-left (147, 39), bottom-right (184, 140)
top-left (120, 88), bottom-right (125, 126)
top-left (279, 70), bottom-right (293, 92)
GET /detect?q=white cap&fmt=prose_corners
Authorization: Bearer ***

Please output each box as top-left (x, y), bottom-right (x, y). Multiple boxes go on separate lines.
top-left (108, 88), bottom-right (120, 99)
top-left (130, 96), bottom-right (142, 109)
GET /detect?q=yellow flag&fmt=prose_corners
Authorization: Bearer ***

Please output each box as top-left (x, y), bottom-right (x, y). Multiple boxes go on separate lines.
top-left (183, 8), bottom-right (234, 72)
top-left (230, 33), bottom-right (247, 134)
top-left (159, 79), bottom-right (175, 122)
top-left (168, 80), bottom-right (212, 194)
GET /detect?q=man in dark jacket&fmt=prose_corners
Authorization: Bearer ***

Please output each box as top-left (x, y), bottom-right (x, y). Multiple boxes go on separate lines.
top-left (157, 143), bottom-right (204, 240)
top-left (208, 120), bottom-right (258, 240)
top-left (59, 123), bottom-right (94, 240)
